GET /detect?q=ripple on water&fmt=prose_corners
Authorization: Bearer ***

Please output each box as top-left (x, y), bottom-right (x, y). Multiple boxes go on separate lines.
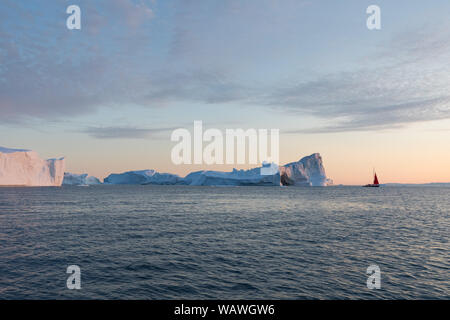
top-left (0, 185), bottom-right (449, 299)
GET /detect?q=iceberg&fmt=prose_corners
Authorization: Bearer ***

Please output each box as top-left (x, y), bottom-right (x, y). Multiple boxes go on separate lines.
top-left (183, 154), bottom-right (330, 186)
top-left (280, 153), bottom-right (332, 186)
top-left (104, 170), bottom-right (183, 185)
top-left (103, 164), bottom-right (280, 186)
top-left (103, 153), bottom-right (331, 187)
top-left (63, 173), bottom-right (101, 186)
top-left (183, 166), bottom-right (280, 186)
top-left (0, 146), bottom-right (65, 187)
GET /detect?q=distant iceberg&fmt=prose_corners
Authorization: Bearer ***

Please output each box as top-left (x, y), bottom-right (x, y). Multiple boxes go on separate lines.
top-left (0, 146), bottom-right (65, 187)
top-left (183, 166), bottom-right (281, 186)
top-left (63, 173), bottom-right (101, 186)
top-left (104, 153), bottom-right (331, 187)
top-left (0, 149), bottom-right (331, 187)
top-left (104, 170), bottom-right (183, 185)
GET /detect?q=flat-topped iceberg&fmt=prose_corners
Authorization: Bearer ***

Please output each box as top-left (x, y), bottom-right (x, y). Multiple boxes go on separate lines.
top-left (104, 170), bottom-right (183, 185)
top-left (184, 166), bottom-right (281, 186)
top-left (0, 146), bottom-right (65, 187)
top-left (104, 153), bottom-right (331, 186)
top-left (63, 173), bottom-right (101, 186)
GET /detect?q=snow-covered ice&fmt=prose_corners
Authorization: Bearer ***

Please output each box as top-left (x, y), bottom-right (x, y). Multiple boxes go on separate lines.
top-left (0, 146), bottom-right (65, 186)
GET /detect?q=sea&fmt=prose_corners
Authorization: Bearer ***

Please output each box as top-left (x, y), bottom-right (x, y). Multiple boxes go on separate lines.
top-left (0, 185), bottom-right (448, 299)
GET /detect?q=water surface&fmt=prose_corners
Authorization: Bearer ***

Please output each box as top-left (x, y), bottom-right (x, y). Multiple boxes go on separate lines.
top-left (0, 185), bottom-right (448, 299)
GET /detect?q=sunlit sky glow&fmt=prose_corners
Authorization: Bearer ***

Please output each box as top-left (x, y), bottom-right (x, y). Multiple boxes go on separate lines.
top-left (1, 0), bottom-right (450, 184)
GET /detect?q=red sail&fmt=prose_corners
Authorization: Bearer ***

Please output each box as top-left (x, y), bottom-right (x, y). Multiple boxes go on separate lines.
top-left (373, 173), bottom-right (379, 185)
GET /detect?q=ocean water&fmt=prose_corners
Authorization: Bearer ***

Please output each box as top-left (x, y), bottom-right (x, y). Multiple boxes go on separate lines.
top-left (0, 185), bottom-right (448, 300)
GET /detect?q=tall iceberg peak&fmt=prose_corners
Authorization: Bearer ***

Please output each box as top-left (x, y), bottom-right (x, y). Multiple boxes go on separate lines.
top-left (280, 153), bottom-right (332, 186)
top-left (0, 146), bottom-right (65, 186)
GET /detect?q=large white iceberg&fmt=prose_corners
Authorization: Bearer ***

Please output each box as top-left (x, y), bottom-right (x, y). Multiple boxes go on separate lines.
top-left (104, 170), bottom-right (183, 185)
top-left (183, 154), bottom-right (331, 186)
top-left (63, 173), bottom-right (101, 185)
top-left (280, 153), bottom-right (332, 186)
top-left (0, 146), bottom-right (65, 186)
top-left (103, 153), bottom-right (331, 187)
top-left (104, 164), bottom-right (280, 186)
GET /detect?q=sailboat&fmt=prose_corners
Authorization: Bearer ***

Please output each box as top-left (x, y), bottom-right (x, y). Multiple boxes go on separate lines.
top-left (363, 171), bottom-right (380, 187)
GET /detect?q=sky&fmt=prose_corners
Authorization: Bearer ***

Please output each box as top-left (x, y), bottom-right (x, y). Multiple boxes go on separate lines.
top-left (1, 0), bottom-right (450, 185)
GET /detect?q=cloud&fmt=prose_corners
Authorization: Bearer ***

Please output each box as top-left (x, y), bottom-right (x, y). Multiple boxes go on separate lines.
top-left (135, 69), bottom-right (252, 105)
top-left (0, 0), bottom-right (254, 124)
top-left (83, 126), bottom-right (174, 139)
top-left (285, 96), bottom-right (450, 133)
top-left (0, 0), bottom-right (156, 123)
top-left (117, 0), bottom-right (154, 28)
top-left (1, 1), bottom-right (449, 134)
top-left (262, 25), bottom-right (450, 132)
